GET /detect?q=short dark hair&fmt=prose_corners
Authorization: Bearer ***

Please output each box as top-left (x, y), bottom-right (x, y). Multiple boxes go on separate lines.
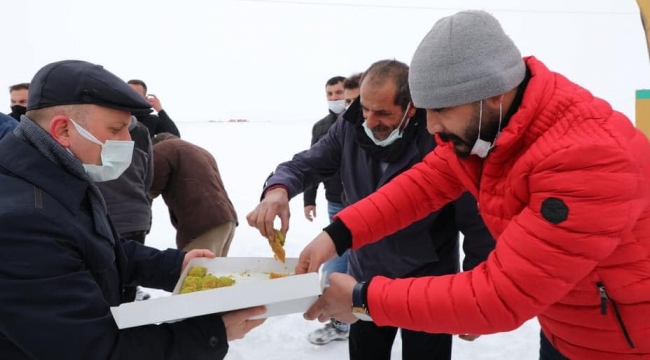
top-left (360, 60), bottom-right (411, 110)
top-left (9, 83), bottom-right (29, 93)
top-left (343, 73), bottom-right (363, 90)
top-left (325, 76), bottom-right (345, 87)
top-left (127, 79), bottom-right (147, 94)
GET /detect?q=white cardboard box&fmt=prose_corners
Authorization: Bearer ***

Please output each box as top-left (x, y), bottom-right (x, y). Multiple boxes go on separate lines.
top-left (110, 257), bottom-right (321, 329)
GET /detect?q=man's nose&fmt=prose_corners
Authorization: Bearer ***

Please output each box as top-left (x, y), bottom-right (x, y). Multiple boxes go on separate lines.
top-left (428, 122), bottom-right (444, 134)
top-left (426, 110), bottom-right (444, 134)
top-left (118, 130), bottom-right (132, 141)
top-left (365, 112), bottom-right (381, 128)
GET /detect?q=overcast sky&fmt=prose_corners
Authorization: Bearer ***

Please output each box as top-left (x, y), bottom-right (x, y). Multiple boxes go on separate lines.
top-left (1, 0), bottom-right (647, 122)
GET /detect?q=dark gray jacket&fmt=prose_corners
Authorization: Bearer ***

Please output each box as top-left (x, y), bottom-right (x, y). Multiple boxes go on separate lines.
top-left (303, 112), bottom-right (343, 206)
top-left (96, 119), bottom-right (153, 235)
top-left (137, 109), bottom-right (180, 138)
top-left (265, 100), bottom-right (495, 281)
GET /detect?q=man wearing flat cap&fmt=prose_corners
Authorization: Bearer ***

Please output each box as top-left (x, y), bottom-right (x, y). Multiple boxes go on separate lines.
top-left (0, 60), bottom-right (264, 360)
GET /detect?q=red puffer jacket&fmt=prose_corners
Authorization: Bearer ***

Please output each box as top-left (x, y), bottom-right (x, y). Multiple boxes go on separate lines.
top-left (335, 57), bottom-right (650, 360)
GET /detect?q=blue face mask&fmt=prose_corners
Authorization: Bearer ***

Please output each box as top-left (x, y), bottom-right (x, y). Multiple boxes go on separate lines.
top-left (362, 103), bottom-right (411, 147)
top-left (68, 118), bottom-right (134, 182)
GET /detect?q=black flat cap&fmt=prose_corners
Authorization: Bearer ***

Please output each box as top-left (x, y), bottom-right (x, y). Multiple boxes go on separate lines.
top-left (27, 60), bottom-right (153, 116)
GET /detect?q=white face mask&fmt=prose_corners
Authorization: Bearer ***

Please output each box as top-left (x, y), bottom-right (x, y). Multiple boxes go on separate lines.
top-left (69, 118), bottom-right (134, 182)
top-left (327, 99), bottom-right (347, 114)
top-left (470, 100), bottom-right (503, 158)
top-left (362, 103), bottom-right (411, 147)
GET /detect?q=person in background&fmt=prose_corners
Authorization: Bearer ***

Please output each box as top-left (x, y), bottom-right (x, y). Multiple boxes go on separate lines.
top-left (127, 79), bottom-right (181, 138)
top-left (150, 133), bottom-right (237, 257)
top-left (96, 116), bottom-right (154, 302)
top-left (301, 75), bottom-right (350, 345)
top-left (8, 83), bottom-right (29, 121)
top-left (0, 112), bottom-right (17, 139)
top-left (343, 73), bottom-right (362, 109)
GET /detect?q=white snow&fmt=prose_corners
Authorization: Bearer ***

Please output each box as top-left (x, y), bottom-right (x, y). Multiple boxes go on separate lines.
top-left (143, 121), bottom-right (541, 359)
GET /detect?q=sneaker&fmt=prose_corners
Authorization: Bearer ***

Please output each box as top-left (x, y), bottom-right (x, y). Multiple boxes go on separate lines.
top-left (307, 321), bottom-right (349, 345)
top-left (134, 287), bottom-right (151, 301)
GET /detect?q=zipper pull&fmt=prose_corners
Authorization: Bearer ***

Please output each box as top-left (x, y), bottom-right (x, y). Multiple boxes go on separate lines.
top-left (597, 282), bottom-right (608, 315)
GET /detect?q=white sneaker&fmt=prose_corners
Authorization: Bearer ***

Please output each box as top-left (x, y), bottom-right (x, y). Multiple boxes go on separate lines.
top-left (307, 321), bottom-right (349, 345)
top-left (134, 287), bottom-right (151, 301)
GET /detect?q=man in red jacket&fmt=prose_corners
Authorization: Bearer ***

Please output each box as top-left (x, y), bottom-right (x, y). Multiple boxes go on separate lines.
top-left (296, 10), bottom-right (650, 360)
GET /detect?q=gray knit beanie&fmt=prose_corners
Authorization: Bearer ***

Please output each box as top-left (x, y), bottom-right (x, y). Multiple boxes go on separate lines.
top-left (409, 10), bottom-right (526, 109)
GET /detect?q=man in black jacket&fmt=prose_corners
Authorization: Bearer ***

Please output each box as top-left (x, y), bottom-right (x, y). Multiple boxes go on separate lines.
top-left (303, 75), bottom-right (346, 222)
top-left (128, 79), bottom-right (181, 138)
top-left (0, 60), bottom-right (264, 360)
top-left (248, 60), bottom-right (495, 359)
top-left (96, 116), bottom-right (154, 302)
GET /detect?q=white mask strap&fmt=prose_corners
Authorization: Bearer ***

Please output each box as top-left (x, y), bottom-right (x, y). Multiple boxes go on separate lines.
top-left (398, 103), bottom-right (412, 135)
top-left (497, 102), bottom-right (503, 134)
top-left (69, 118), bottom-right (103, 147)
top-left (477, 100), bottom-right (483, 140)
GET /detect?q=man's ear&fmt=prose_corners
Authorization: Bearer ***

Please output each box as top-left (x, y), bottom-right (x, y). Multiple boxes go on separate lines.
top-left (50, 116), bottom-right (73, 147)
top-left (485, 94), bottom-right (506, 109)
top-left (407, 101), bottom-right (417, 118)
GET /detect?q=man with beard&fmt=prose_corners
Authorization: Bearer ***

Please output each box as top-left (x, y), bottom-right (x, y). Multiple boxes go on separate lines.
top-left (299, 10), bottom-right (650, 360)
top-left (247, 59), bottom-right (495, 360)
top-left (8, 83), bottom-right (29, 121)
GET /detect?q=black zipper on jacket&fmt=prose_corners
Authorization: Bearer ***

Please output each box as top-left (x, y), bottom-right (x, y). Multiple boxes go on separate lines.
top-left (597, 282), bottom-right (635, 349)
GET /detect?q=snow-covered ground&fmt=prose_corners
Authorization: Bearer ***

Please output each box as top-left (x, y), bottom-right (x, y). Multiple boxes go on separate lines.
top-left (143, 121), bottom-right (541, 359)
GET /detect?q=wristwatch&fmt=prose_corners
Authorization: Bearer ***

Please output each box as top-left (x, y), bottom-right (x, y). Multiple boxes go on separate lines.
top-left (351, 282), bottom-right (373, 321)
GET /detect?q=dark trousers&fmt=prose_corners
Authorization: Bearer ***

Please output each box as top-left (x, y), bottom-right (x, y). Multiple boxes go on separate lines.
top-left (121, 231), bottom-right (147, 303)
top-left (349, 320), bottom-right (452, 360)
top-left (540, 331), bottom-right (570, 360)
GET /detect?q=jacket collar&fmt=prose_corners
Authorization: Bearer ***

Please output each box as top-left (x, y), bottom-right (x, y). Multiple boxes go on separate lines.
top-left (483, 56), bottom-right (558, 164)
top-left (0, 134), bottom-right (88, 214)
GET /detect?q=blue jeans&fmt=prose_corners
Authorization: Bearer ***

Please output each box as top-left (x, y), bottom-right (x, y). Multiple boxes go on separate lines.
top-left (327, 201), bottom-right (345, 222)
top-left (322, 201), bottom-right (348, 284)
top-left (322, 201), bottom-right (349, 332)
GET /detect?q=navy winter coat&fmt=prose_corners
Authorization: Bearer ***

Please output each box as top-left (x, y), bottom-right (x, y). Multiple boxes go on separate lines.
top-left (0, 134), bottom-right (229, 360)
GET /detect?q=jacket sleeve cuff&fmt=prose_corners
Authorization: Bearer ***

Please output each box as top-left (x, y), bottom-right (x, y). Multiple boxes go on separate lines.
top-left (160, 248), bottom-right (186, 292)
top-left (361, 280), bottom-right (370, 314)
top-left (303, 190), bottom-right (316, 207)
top-left (184, 314), bottom-right (229, 358)
top-left (323, 219), bottom-right (352, 256)
top-left (261, 184), bottom-right (289, 201)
